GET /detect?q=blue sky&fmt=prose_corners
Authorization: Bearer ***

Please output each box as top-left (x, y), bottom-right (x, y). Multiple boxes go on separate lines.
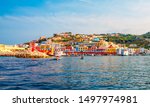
top-left (0, 0), bottom-right (150, 44)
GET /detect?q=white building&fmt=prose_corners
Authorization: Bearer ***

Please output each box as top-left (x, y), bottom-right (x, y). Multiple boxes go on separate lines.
top-left (117, 48), bottom-right (129, 56)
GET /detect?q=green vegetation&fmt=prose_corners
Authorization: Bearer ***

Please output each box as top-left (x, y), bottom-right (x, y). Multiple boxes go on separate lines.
top-left (140, 32), bottom-right (150, 39)
top-left (103, 33), bottom-right (150, 49)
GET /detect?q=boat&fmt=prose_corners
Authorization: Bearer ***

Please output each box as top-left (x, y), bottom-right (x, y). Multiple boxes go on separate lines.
top-left (54, 48), bottom-right (63, 60)
top-left (52, 56), bottom-right (61, 60)
top-left (80, 55), bottom-right (84, 60)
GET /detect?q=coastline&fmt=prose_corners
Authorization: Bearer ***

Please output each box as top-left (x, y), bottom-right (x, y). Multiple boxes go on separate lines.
top-left (0, 50), bottom-right (149, 58)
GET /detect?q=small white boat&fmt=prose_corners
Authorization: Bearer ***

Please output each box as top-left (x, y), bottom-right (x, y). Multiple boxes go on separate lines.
top-left (54, 49), bottom-right (63, 60)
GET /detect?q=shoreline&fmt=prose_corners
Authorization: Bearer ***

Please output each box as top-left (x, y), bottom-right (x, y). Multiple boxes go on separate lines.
top-left (0, 50), bottom-right (50, 58)
top-left (0, 52), bottom-right (149, 59)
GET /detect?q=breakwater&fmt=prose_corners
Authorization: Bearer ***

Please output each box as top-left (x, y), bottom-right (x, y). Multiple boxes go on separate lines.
top-left (0, 50), bottom-right (50, 58)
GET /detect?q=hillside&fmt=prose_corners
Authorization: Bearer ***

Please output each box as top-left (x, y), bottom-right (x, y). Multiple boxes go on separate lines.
top-left (140, 32), bottom-right (150, 39)
top-left (25, 32), bottom-right (150, 49)
top-left (103, 33), bottom-right (150, 49)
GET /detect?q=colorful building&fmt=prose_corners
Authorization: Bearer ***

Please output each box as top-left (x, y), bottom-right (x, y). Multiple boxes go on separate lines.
top-left (105, 45), bottom-right (117, 55)
top-left (65, 46), bottom-right (74, 52)
top-left (79, 45), bottom-right (88, 52)
top-left (38, 44), bottom-right (54, 55)
top-left (88, 45), bottom-right (97, 52)
top-left (92, 38), bottom-right (100, 42)
top-left (96, 40), bottom-right (108, 48)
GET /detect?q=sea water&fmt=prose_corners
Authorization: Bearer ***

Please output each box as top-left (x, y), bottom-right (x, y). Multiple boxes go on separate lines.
top-left (0, 56), bottom-right (150, 90)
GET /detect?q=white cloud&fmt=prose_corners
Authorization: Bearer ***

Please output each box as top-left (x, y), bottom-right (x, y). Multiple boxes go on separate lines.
top-left (1, 14), bottom-right (150, 37)
top-left (1, 0), bottom-right (150, 44)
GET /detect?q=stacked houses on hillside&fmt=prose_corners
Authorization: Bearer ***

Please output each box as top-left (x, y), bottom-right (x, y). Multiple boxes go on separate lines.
top-left (23, 32), bottom-right (149, 56)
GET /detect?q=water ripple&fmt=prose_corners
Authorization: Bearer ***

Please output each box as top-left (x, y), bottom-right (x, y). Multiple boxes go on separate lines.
top-left (0, 56), bottom-right (150, 90)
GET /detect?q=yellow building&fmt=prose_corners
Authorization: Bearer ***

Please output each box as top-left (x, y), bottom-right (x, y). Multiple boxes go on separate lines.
top-left (40, 44), bottom-right (51, 50)
top-left (96, 40), bottom-right (108, 47)
top-left (105, 45), bottom-right (117, 54)
top-left (75, 37), bottom-right (84, 42)
top-left (79, 45), bottom-right (88, 52)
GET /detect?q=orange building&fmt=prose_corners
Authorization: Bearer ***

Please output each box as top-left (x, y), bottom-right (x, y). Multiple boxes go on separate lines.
top-left (79, 45), bottom-right (88, 52)
top-left (105, 45), bottom-right (117, 54)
